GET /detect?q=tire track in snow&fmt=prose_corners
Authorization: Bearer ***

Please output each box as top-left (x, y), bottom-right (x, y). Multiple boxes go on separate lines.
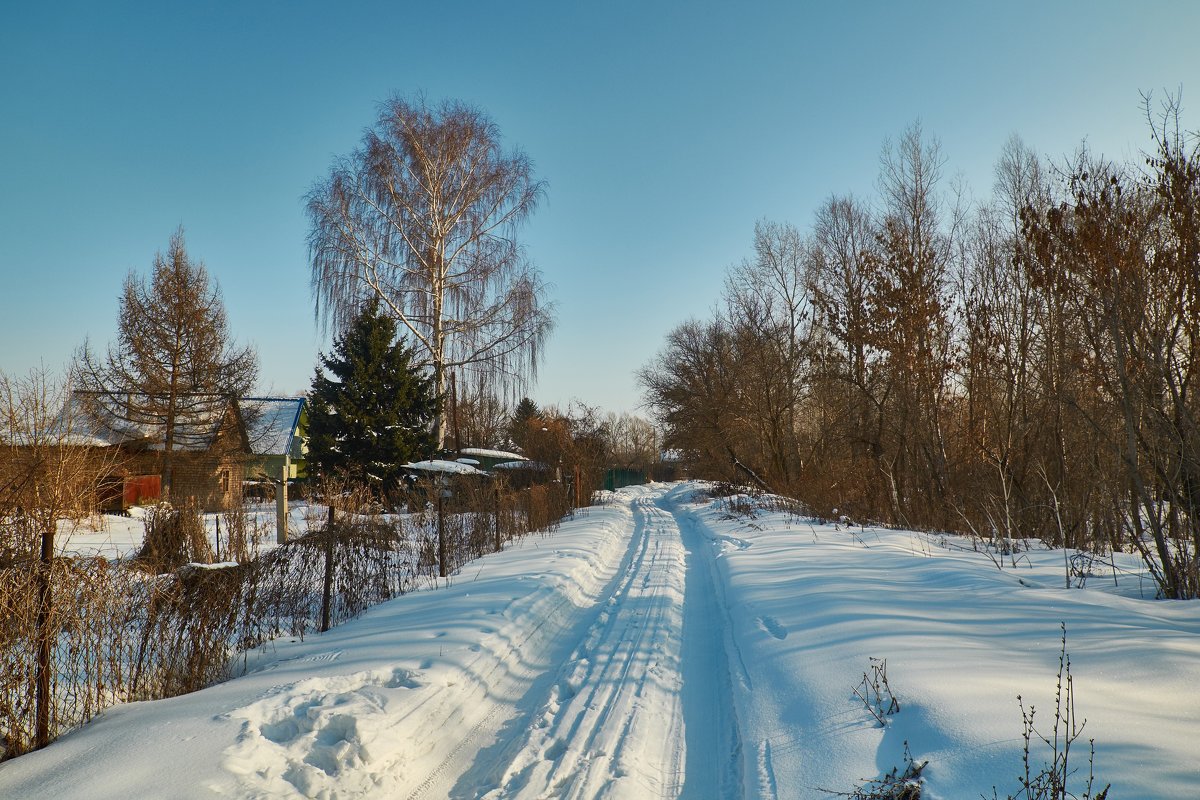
top-left (667, 490), bottom-right (749, 800)
top-left (481, 492), bottom-right (690, 799)
top-left (404, 497), bottom-right (658, 800)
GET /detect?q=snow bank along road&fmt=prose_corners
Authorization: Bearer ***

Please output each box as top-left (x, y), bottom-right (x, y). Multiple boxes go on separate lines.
top-left (1, 483), bottom-right (1197, 798)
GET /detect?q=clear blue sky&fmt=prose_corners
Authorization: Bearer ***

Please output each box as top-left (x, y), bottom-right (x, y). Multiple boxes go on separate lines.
top-left (2, 2), bottom-right (1197, 415)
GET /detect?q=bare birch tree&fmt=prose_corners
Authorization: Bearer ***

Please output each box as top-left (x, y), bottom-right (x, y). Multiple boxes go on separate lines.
top-left (307, 95), bottom-right (554, 450)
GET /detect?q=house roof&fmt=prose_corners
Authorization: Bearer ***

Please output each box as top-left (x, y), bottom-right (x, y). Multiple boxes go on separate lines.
top-left (459, 447), bottom-right (527, 462)
top-left (403, 459), bottom-right (485, 476)
top-left (50, 393), bottom-right (305, 457)
top-left (241, 397), bottom-right (305, 457)
top-left (64, 391), bottom-right (237, 451)
top-left (493, 460), bottom-right (552, 471)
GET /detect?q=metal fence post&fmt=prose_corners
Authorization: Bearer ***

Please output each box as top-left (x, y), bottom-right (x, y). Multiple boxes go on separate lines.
top-left (35, 521), bottom-right (53, 748)
top-left (494, 485), bottom-right (502, 552)
top-left (320, 504), bottom-right (334, 632)
top-left (438, 489), bottom-right (447, 578)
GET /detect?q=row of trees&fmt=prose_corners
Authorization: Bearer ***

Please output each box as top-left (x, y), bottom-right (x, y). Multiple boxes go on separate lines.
top-left (641, 96), bottom-right (1200, 599)
top-left (1, 93), bottom-right (567, 759)
top-left (18, 94), bottom-right (554, 509)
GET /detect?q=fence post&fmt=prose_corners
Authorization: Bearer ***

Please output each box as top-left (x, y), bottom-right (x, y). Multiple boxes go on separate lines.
top-left (320, 504), bottom-right (334, 633)
top-left (437, 489), bottom-right (447, 578)
top-left (276, 456), bottom-right (290, 544)
top-left (35, 520), bottom-right (53, 748)
top-left (494, 485), bottom-right (502, 552)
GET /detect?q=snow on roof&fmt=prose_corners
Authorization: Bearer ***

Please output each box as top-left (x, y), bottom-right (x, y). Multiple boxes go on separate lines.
top-left (459, 447), bottom-right (527, 461)
top-left (241, 397), bottom-right (304, 456)
top-left (56, 391), bottom-right (231, 452)
top-left (492, 460), bottom-right (552, 471)
top-left (403, 459), bottom-right (485, 476)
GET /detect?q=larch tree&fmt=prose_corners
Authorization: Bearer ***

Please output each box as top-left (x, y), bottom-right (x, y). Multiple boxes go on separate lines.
top-left (306, 301), bottom-right (438, 500)
top-left (306, 95), bottom-right (554, 451)
top-left (74, 228), bottom-right (258, 496)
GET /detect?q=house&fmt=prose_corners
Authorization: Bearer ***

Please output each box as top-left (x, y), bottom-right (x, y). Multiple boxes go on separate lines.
top-left (63, 391), bottom-right (250, 513)
top-left (240, 397), bottom-right (307, 542)
top-left (241, 397), bottom-right (307, 486)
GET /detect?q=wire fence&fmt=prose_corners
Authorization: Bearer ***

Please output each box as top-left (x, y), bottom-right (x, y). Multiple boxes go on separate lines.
top-left (0, 479), bottom-right (574, 761)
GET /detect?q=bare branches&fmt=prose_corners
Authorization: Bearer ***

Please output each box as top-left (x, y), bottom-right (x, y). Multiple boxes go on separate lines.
top-left (307, 96), bottom-right (553, 448)
top-left (640, 104), bottom-right (1200, 597)
top-left (72, 229), bottom-right (258, 495)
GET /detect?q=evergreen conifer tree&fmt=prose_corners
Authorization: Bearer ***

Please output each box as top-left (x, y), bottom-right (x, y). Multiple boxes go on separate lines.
top-left (307, 302), bottom-right (438, 498)
top-left (509, 396), bottom-right (541, 450)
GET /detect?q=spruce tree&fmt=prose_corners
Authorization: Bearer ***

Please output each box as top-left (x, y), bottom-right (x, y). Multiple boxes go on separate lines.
top-left (509, 396), bottom-right (541, 450)
top-left (307, 303), bottom-right (438, 498)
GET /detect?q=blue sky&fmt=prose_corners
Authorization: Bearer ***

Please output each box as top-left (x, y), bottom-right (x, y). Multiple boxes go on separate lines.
top-left (2, 2), bottom-right (1197, 415)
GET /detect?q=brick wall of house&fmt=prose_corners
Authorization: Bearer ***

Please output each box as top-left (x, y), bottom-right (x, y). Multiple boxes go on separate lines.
top-left (100, 408), bottom-right (247, 512)
top-left (170, 451), bottom-right (243, 511)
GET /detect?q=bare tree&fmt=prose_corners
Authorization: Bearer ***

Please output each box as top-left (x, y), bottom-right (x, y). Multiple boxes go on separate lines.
top-left (605, 412), bottom-right (660, 471)
top-left (722, 220), bottom-right (814, 488)
top-left (1, 369), bottom-right (118, 750)
top-left (74, 228), bottom-right (258, 496)
top-left (867, 123), bottom-right (955, 525)
top-left (638, 318), bottom-right (773, 491)
top-left (307, 95), bottom-right (555, 450)
top-left (456, 389), bottom-right (511, 450)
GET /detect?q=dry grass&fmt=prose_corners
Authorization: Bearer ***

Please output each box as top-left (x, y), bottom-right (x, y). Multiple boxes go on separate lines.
top-left (0, 477), bottom-right (581, 761)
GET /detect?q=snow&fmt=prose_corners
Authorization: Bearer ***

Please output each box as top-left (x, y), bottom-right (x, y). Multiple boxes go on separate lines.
top-left (53, 504), bottom-right (309, 561)
top-left (404, 459), bottom-right (486, 476)
top-left (241, 397), bottom-right (304, 456)
top-left (460, 448), bottom-right (527, 461)
top-left (4, 482), bottom-right (1197, 799)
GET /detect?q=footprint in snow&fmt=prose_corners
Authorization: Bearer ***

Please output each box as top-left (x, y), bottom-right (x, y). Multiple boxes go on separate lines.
top-left (757, 615), bottom-right (788, 640)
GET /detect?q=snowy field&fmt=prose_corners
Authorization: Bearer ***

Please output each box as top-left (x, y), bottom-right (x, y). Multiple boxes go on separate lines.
top-left (52, 502), bottom-right (314, 561)
top-left (2, 482), bottom-right (1197, 798)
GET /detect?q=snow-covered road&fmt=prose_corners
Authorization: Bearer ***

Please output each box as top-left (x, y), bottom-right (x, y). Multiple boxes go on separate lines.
top-left (476, 495), bottom-right (690, 798)
top-left (404, 490), bottom-right (740, 799)
top-left (2, 482), bottom-right (1198, 799)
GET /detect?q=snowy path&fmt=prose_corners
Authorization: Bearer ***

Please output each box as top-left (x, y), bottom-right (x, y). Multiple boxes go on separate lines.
top-left (469, 491), bottom-right (756, 799)
top-left (228, 484), bottom-right (741, 799)
top-left (476, 494), bottom-right (690, 798)
top-left (2, 482), bottom-right (1198, 799)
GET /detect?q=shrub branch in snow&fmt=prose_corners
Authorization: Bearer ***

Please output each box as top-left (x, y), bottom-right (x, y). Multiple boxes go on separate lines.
top-left (989, 623), bottom-right (1110, 800)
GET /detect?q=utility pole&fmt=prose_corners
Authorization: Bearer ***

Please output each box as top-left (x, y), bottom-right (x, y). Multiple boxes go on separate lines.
top-left (276, 455), bottom-right (289, 544)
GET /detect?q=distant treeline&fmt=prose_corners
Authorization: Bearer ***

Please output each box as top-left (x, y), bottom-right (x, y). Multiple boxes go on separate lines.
top-left (640, 95), bottom-right (1200, 599)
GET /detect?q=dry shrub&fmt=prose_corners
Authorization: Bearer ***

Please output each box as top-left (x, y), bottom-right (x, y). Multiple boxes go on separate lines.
top-left (136, 499), bottom-right (212, 573)
top-left (1, 477), bottom-right (581, 761)
top-left (217, 500), bottom-right (261, 564)
top-left (1, 556), bottom-right (145, 759)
